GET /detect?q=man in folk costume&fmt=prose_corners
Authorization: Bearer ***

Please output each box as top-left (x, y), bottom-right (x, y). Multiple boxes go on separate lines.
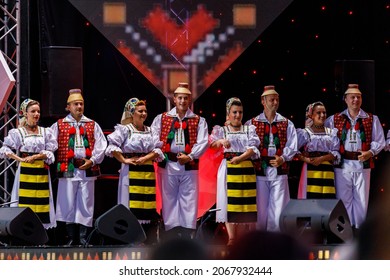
top-left (245, 85), bottom-right (298, 232)
top-left (50, 89), bottom-right (107, 245)
top-left (325, 84), bottom-right (385, 231)
top-left (151, 82), bottom-right (209, 239)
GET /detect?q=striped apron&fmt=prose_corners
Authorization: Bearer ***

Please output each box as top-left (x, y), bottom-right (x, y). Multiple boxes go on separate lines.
top-left (18, 159), bottom-right (50, 223)
top-left (306, 161), bottom-right (336, 199)
top-left (226, 160), bottom-right (257, 223)
top-left (128, 159), bottom-right (158, 220)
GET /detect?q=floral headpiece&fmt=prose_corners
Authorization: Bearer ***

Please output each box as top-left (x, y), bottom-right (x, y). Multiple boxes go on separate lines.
top-left (305, 101), bottom-right (324, 119)
top-left (19, 98), bottom-right (39, 127)
top-left (305, 101), bottom-right (324, 127)
top-left (226, 97), bottom-right (241, 116)
top-left (121, 97), bottom-right (145, 124)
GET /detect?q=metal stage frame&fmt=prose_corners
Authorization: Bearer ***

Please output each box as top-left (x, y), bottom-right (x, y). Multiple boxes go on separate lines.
top-left (0, 0), bottom-right (19, 205)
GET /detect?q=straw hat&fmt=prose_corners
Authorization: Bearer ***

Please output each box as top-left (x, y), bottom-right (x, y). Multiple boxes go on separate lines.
top-left (344, 84), bottom-right (362, 95)
top-left (67, 88), bottom-right (84, 103)
top-left (261, 85), bottom-right (278, 97)
top-left (174, 82), bottom-right (191, 95)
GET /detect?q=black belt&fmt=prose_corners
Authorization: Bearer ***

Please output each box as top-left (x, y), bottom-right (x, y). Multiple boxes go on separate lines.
top-left (260, 156), bottom-right (275, 165)
top-left (165, 152), bottom-right (178, 162)
top-left (343, 151), bottom-right (361, 160)
top-left (124, 153), bottom-right (148, 158)
top-left (224, 152), bottom-right (243, 160)
top-left (73, 159), bottom-right (85, 168)
top-left (21, 152), bottom-right (39, 158)
top-left (302, 151), bottom-right (328, 158)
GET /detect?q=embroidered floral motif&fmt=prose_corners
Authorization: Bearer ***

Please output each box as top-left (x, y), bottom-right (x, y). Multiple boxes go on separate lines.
top-left (57, 124), bottom-right (91, 172)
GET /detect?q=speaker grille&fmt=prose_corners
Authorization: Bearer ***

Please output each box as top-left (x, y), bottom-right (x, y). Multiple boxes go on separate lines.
top-left (280, 199), bottom-right (353, 244)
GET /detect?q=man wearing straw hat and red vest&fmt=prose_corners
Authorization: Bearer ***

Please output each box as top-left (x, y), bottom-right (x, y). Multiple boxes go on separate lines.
top-left (151, 82), bottom-right (209, 239)
top-left (245, 85), bottom-right (298, 232)
top-left (50, 89), bottom-right (107, 246)
top-left (325, 84), bottom-right (385, 232)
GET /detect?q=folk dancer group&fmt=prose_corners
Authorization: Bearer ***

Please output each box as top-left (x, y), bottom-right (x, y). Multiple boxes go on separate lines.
top-left (0, 82), bottom-right (387, 246)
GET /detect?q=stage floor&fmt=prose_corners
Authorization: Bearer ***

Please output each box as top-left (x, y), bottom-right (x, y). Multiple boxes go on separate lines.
top-left (0, 244), bottom-right (230, 260)
top-left (0, 243), bottom-right (351, 260)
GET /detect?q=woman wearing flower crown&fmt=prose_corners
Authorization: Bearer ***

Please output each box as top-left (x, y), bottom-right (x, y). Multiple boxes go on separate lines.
top-left (0, 98), bottom-right (58, 230)
top-left (105, 97), bottom-right (164, 244)
top-left (209, 97), bottom-right (260, 245)
top-left (296, 101), bottom-right (340, 199)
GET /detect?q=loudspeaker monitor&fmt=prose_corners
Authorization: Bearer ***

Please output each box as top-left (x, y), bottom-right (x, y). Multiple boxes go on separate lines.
top-left (0, 207), bottom-right (49, 245)
top-left (279, 199), bottom-right (353, 244)
top-left (94, 204), bottom-right (146, 244)
top-left (41, 46), bottom-right (83, 117)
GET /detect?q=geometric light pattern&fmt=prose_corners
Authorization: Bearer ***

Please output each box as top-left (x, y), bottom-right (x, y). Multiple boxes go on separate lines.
top-left (68, 0), bottom-right (294, 101)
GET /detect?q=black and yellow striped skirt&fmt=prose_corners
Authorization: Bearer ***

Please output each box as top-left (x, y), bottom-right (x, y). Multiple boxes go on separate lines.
top-left (226, 160), bottom-right (257, 223)
top-left (306, 161), bottom-right (336, 199)
top-left (19, 160), bottom-right (50, 224)
top-left (128, 160), bottom-right (159, 220)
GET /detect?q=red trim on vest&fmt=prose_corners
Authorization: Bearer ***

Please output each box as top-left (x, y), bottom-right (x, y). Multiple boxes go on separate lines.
top-left (334, 113), bottom-right (374, 168)
top-left (252, 118), bottom-right (290, 175)
top-left (57, 119), bottom-right (96, 173)
top-left (160, 113), bottom-right (200, 151)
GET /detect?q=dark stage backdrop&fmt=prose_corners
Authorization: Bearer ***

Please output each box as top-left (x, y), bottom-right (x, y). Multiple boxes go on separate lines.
top-left (21, 0), bottom-right (390, 215)
top-left (24, 0), bottom-right (390, 131)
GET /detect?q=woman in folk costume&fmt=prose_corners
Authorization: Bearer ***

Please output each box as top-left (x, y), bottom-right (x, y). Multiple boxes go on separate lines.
top-left (0, 99), bottom-right (58, 229)
top-left (296, 101), bottom-right (340, 199)
top-left (209, 97), bottom-right (260, 245)
top-left (105, 98), bottom-right (164, 243)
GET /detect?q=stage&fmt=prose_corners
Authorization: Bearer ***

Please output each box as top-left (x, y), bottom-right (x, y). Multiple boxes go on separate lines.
top-left (0, 242), bottom-right (354, 260)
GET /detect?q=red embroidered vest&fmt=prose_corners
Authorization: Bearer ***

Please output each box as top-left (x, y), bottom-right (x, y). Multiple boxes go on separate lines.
top-left (252, 118), bottom-right (290, 176)
top-left (158, 112), bottom-right (200, 170)
top-left (56, 119), bottom-right (100, 177)
top-left (333, 113), bottom-right (374, 168)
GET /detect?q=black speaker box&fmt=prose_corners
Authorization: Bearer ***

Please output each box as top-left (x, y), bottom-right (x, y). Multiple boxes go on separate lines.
top-left (279, 199), bottom-right (353, 245)
top-left (94, 204), bottom-right (146, 245)
top-left (41, 46), bottom-right (83, 117)
top-left (0, 207), bottom-right (48, 245)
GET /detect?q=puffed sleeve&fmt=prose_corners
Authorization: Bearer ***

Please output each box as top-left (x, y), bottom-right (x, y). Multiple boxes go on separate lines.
top-left (329, 128), bottom-right (341, 164)
top-left (247, 125), bottom-right (260, 159)
top-left (296, 128), bottom-right (309, 150)
top-left (187, 116), bottom-right (209, 160)
top-left (90, 122), bottom-right (107, 165)
top-left (150, 114), bottom-right (163, 149)
top-left (0, 129), bottom-right (21, 158)
top-left (105, 124), bottom-right (128, 157)
top-left (369, 115), bottom-right (385, 156)
top-left (41, 127), bottom-right (58, 165)
top-left (281, 120), bottom-right (298, 162)
top-left (150, 126), bottom-right (165, 162)
top-left (209, 125), bottom-right (224, 143)
top-left (386, 130), bottom-right (390, 151)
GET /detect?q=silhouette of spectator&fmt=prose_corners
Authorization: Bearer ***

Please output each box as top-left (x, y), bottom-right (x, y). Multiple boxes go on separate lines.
top-left (149, 238), bottom-right (209, 260)
top-left (228, 230), bottom-right (310, 260)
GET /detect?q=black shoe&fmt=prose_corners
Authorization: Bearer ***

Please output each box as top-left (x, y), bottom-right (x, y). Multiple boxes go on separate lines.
top-left (79, 225), bottom-right (90, 246)
top-left (65, 223), bottom-right (77, 246)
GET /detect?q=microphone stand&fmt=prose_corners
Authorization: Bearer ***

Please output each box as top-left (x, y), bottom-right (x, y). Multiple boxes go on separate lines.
top-left (195, 208), bottom-right (221, 240)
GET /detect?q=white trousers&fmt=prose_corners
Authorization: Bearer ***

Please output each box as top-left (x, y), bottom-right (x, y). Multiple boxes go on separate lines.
top-left (334, 168), bottom-right (371, 229)
top-left (157, 173), bottom-right (199, 231)
top-left (56, 179), bottom-right (95, 227)
top-left (256, 177), bottom-right (290, 232)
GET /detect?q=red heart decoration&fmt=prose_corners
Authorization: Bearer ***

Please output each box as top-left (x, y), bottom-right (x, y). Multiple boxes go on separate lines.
top-left (142, 6), bottom-right (218, 58)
